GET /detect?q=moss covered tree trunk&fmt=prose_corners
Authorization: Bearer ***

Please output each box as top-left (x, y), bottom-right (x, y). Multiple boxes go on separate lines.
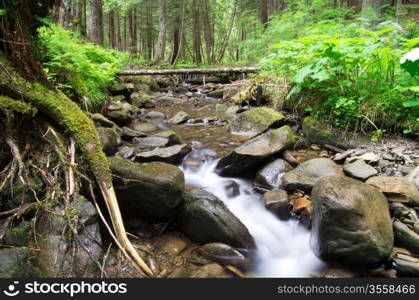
top-left (0, 0), bottom-right (152, 277)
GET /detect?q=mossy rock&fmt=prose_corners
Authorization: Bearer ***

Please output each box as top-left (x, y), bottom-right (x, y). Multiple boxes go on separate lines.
top-left (109, 83), bottom-right (134, 97)
top-left (130, 92), bottom-right (155, 108)
top-left (91, 113), bottom-right (117, 128)
top-left (229, 107), bottom-right (284, 139)
top-left (109, 157), bottom-right (185, 219)
top-left (97, 127), bottom-right (121, 156)
top-left (303, 117), bottom-right (370, 149)
top-left (107, 110), bottom-right (132, 126)
top-left (3, 220), bottom-right (31, 247)
top-left (0, 248), bottom-right (37, 278)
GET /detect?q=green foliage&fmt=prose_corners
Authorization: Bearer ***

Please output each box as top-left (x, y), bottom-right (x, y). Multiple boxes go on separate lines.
top-left (37, 24), bottom-right (128, 111)
top-left (256, 7), bottom-right (418, 134)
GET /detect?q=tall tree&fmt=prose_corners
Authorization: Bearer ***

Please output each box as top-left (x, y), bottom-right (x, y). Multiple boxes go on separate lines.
top-left (154, 0), bottom-right (167, 63)
top-left (202, 0), bottom-right (215, 63)
top-left (88, 0), bottom-right (104, 46)
top-left (192, 0), bottom-right (203, 63)
top-left (260, 0), bottom-right (269, 28)
top-left (170, 0), bottom-right (185, 65)
top-left (146, 0), bottom-right (154, 60)
top-left (108, 10), bottom-right (117, 49)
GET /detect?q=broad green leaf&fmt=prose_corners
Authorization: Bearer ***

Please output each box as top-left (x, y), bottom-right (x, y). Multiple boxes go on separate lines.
top-left (294, 65), bottom-right (312, 83)
top-left (402, 98), bottom-right (419, 108)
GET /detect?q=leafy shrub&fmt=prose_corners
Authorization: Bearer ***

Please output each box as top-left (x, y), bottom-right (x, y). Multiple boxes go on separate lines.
top-left (37, 24), bottom-right (128, 111)
top-left (258, 10), bottom-right (418, 134)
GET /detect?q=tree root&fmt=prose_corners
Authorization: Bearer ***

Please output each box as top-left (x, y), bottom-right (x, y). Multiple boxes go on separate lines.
top-left (0, 54), bottom-right (153, 277)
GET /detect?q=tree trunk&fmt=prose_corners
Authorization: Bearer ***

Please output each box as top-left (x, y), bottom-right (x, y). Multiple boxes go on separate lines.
top-left (146, 0), bottom-right (154, 60)
top-left (0, 0), bottom-right (152, 277)
top-left (170, 0), bottom-right (185, 65)
top-left (202, 0), bottom-right (215, 64)
top-left (260, 0), bottom-right (269, 28)
top-left (154, 0), bottom-right (166, 63)
top-left (108, 11), bottom-right (117, 49)
top-left (76, 0), bottom-right (87, 34)
top-left (88, 0), bottom-right (104, 46)
top-left (192, 0), bottom-right (203, 64)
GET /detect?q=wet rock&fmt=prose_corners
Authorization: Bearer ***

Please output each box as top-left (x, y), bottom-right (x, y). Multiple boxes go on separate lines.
top-left (121, 127), bottom-right (147, 140)
top-left (110, 157), bottom-right (184, 219)
top-left (135, 144), bottom-right (192, 165)
top-left (130, 92), bottom-right (155, 108)
top-left (311, 176), bottom-right (393, 267)
top-left (283, 158), bottom-right (344, 193)
top-left (145, 111), bottom-right (166, 120)
top-left (185, 92), bottom-right (193, 97)
top-left (196, 243), bottom-right (252, 271)
top-left (192, 263), bottom-right (229, 278)
top-left (0, 248), bottom-right (36, 277)
top-left (284, 150), bottom-right (321, 165)
top-left (225, 105), bottom-right (244, 115)
top-left (35, 195), bottom-right (103, 277)
top-left (109, 83), bottom-right (134, 97)
top-left (154, 233), bottom-right (188, 257)
top-left (393, 252), bottom-right (419, 276)
top-left (130, 122), bottom-right (158, 133)
top-left (256, 159), bottom-right (293, 189)
top-left (407, 166), bottom-right (419, 189)
top-left (175, 86), bottom-right (189, 94)
top-left (107, 110), bottom-right (132, 126)
top-left (366, 176), bottom-right (419, 206)
top-left (262, 190), bottom-right (290, 220)
top-left (97, 127), bottom-right (121, 156)
top-left (216, 126), bottom-right (296, 177)
top-left (303, 117), bottom-right (370, 149)
top-left (168, 111), bottom-right (189, 124)
top-left (179, 189), bottom-right (256, 250)
top-left (116, 146), bottom-right (135, 159)
top-left (224, 180), bottom-right (240, 198)
top-left (91, 113), bottom-right (117, 128)
top-left (153, 130), bottom-right (181, 145)
top-left (134, 136), bottom-right (170, 149)
top-left (121, 102), bottom-right (140, 114)
top-left (393, 220), bottom-right (419, 253)
top-left (229, 107), bottom-right (284, 139)
top-left (292, 197), bottom-right (313, 228)
top-left (157, 96), bottom-right (187, 105)
top-left (343, 160), bottom-right (378, 181)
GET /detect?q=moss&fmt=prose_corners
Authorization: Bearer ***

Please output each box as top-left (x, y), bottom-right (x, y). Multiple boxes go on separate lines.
top-left (0, 96), bottom-right (37, 115)
top-left (0, 53), bottom-right (111, 185)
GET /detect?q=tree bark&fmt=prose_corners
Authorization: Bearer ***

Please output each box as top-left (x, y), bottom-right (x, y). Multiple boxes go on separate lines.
top-left (146, 0), bottom-right (154, 60)
top-left (108, 11), bottom-right (117, 49)
top-left (192, 0), bottom-right (203, 64)
top-left (260, 0), bottom-right (269, 28)
top-left (154, 0), bottom-right (166, 63)
top-left (170, 0), bottom-right (185, 65)
top-left (202, 0), bottom-right (215, 64)
top-left (88, 0), bottom-right (104, 46)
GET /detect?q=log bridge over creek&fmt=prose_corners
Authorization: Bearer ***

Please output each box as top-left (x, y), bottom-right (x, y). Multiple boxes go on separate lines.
top-left (116, 67), bottom-right (261, 76)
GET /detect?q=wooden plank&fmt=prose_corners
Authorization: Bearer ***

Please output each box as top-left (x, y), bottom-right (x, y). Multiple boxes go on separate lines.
top-left (117, 67), bottom-right (261, 76)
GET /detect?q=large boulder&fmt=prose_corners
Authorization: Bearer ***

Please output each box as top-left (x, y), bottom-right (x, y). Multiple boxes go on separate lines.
top-left (107, 110), bottom-right (132, 126)
top-left (109, 83), bottom-right (134, 97)
top-left (393, 221), bottom-right (419, 253)
top-left (35, 195), bottom-right (103, 277)
top-left (256, 159), bottom-right (293, 189)
top-left (179, 189), bottom-right (256, 250)
top-left (303, 117), bottom-right (370, 149)
top-left (311, 176), bottom-right (393, 267)
top-left (229, 107), bottom-right (284, 139)
top-left (130, 92), bottom-right (155, 108)
top-left (135, 144), bottom-right (192, 165)
top-left (366, 176), bottom-right (419, 207)
top-left (97, 127), bottom-right (120, 156)
top-left (110, 157), bottom-right (184, 219)
top-left (168, 111), bottom-right (189, 124)
top-left (216, 126), bottom-right (296, 177)
top-left (283, 158), bottom-right (344, 193)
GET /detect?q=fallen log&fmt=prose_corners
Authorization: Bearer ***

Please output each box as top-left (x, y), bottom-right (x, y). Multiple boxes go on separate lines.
top-left (117, 67), bottom-right (261, 76)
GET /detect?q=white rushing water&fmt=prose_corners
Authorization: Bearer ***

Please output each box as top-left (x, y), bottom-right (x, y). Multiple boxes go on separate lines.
top-left (182, 151), bottom-right (324, 278)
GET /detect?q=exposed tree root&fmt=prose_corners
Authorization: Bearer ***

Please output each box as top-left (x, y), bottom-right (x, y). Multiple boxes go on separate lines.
top-left (0, 54), bottom-right (153, 277)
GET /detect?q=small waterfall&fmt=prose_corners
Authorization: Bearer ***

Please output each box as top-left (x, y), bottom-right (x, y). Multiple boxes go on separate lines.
top-left (181, 149), bottom-right (324, 278)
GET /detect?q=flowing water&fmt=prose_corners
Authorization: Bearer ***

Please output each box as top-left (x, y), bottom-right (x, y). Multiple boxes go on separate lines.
top-left (181, 147), bottom-right (324, 278)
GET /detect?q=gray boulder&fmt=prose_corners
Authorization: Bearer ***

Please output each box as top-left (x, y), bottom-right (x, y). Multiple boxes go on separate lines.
top-left (311, 176), bottom-right (393, 266)
top-left (216, 126), bottom-right (296, 177)
top-left (168, 111), bottom-right (189, 124)
top-left (179, 189), bottom-right (256, 250)
top-left (135, 144), bottom-right (192, 165)
top-left (256, 159), bottom-right (293, 189)
top-left (283, 158), bottom-right (344, 193)
top-left (110, 157), bottom-right (184, 219)
top-left (97, 127), bottom-right (121, 156)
